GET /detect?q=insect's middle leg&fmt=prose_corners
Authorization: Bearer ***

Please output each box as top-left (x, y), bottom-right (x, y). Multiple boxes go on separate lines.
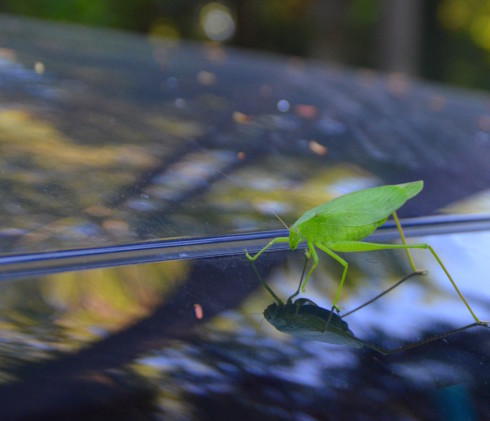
top-left (315, 244), bottom-right (348, 311)
top-left (300, 241), bottom-right (319, 292)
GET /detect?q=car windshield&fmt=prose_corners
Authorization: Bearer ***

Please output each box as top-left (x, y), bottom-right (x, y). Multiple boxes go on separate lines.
top-left (0, 15), bottom-right (489, 420)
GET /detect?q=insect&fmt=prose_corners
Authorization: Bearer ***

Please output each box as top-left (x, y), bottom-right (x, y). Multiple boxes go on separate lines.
top-left (245, 180), bottom-right (488, 326)
top-left (251, 258), bottom-right (482, 354)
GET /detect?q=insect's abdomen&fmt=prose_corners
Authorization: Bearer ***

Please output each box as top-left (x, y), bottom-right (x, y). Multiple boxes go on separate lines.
top-left (300, 218), bottom-right (386, 246)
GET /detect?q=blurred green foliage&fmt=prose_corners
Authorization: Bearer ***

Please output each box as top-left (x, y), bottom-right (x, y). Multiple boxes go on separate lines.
top-left (434, 0), bottom-right (490, 89)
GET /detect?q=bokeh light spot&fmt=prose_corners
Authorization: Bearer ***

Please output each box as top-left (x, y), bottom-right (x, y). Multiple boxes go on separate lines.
top-left (199, 3), bottom-right (236, 42)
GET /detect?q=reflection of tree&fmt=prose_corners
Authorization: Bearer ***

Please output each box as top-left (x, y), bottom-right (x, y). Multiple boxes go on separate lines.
top-left (0, 259), bottom-right (187, 374)
top-left (0, 256), bottom-right (271, 419)
top-left (129, 322), bottom-right (489, 420)
top-left (0, 253), bottom-right (488, 419)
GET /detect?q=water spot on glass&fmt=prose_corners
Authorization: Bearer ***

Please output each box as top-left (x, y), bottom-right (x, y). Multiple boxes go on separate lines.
top-left (204, 45), bottom-right (227, 62)
top-left (309, 140), bottom-right (328, 156)
top-left (386, 72), bottom-right (411, 95)
top-left (102, 219), bottom-right (130, 234)
top-left (294, 104), bottom-right (318, 119)
top-left (0, 227), bottom-right (28, 238)
top-left (273, 115), bottom-right (299, 130)
top-left (85, 205), bottom-right (113, 217)
top-left (197, 71), bottom-right (217, 86)
top-left (428, 94), bottom-right (446, 111)
top-left (167, 77), bottom-right (178, 89)
top-left (277, 99), bottom-right (290, 113)
top-left (194, 304), bottom-right (204, 320)
top-left (69, 223), bottom-right (101, 237)
top-left (175, 98), bottom-right (186, 108)
top-left (232, 111), bottom-right (251, 123)
top-left (0, 47), bottom-right (16, 61)
top-left (316, 118), bottom-right (345, 135)
top-left (126, 199), bottom-right (155, 212)
top-left (478, 115), bottom-right (490, 132)
top-left (253, 200), bottom-right (291, 215)
top-left (149, 19), bottom-right (180, 40)
top-left (259, 84), bottom-right (273, 98)
top-left (287, 57), bottom-right (306, 73)
top-left (475, 131), bottom-right (489, 145)
top-left (34, 61), bottom-right (45, 74)
top-left (357, 69), bottom-right (377, 86)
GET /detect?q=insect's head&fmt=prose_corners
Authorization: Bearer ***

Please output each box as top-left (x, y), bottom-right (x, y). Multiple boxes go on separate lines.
top-left (264, 302), bottom-right (287, 330)
top-left (288, 226), bottom-right (301, 250)
top-left (263, 303), bottom-right (277, 321)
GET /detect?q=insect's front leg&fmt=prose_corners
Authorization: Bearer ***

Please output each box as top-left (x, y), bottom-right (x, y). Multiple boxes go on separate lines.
top-left (244, 237), bottom-right (289, 261)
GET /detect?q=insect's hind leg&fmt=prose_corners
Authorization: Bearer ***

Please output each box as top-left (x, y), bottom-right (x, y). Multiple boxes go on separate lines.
top-left (366, 322), bottom-right (482, 354)
top-left (315, 244), bottom-right (349, 311)
top-left (392, 211), bottom-right (418, 272)
top-left (331, 240), bottom-right (489, 326)
top-left (341, 270), bottom-right (426, 318)
top-left (424, 244), bottom-right (489, 326)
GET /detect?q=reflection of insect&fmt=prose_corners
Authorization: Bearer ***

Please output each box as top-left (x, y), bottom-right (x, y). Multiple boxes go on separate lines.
top-left (246, 181), bottom-right (487, 326)
top-left (251, 259), bottom-right (481, 354)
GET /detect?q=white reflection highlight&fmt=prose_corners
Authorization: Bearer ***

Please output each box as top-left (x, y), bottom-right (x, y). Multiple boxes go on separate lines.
top-left (277, 99), bottom-right (290, 112)
top-left (200, 3), bottom-right (236, 42)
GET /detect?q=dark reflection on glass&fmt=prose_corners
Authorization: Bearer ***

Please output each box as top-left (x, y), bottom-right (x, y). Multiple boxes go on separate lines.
top-left (253, 254), bottom-right (484, 357)
top-left (0, 232), bottom-right (488, 419)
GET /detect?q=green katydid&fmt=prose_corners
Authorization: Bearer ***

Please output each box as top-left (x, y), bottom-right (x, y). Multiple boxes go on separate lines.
top-left (250, 258), bottom-right (481, 354)
top-left (245, 180), bottom-right (488, 326)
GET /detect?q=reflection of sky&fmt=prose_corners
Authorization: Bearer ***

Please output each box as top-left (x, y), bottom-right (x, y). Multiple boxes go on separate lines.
top-left (336, 231), bottom-right (490, 341)
top-left (390, 360), bottom-right (471, 387)
top-left (272, 345), bottom-right (358, 388)
top-left (441, 188), bottom-right (490, 214)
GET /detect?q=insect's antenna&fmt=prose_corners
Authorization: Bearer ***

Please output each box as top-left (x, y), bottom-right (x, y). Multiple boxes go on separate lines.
top-left (272, 210), bottom-right (289, 230)
top-left (250, 260), bottom-right (283, 305)
top-left (341, 270), bottom-right (426, 318)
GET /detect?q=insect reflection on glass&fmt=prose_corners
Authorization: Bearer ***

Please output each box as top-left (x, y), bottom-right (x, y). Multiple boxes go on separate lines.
top-left (245, 181), bottom-right (488, 326)
top-left (250, 259), bottom-right (482, 354)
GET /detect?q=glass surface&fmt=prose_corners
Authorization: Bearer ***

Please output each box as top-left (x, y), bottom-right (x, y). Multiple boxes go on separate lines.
top-left (1, 15), bottom-right (490, 257)
top-left (0, 16), bottom-right (489, 419)
top-left (0, 230), bottom-right (488, 419)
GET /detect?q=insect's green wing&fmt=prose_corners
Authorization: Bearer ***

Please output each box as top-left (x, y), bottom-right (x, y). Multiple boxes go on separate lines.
top-left (293, 181), bottom-right (423, 228)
